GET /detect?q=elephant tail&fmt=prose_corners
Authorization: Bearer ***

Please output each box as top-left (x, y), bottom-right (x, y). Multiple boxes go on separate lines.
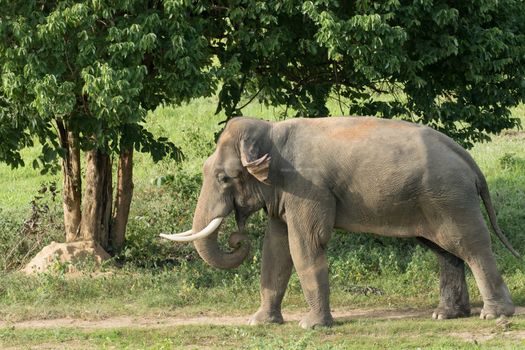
top-left (478, 176), bottom-right (521, 258)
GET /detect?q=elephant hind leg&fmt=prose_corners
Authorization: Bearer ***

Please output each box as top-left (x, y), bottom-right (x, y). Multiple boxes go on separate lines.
top-left (429, 215), bottom-right (514, 319)
top-left (417, 237), bottom-right (470, 319)
top-left (466, 247), bottom-right (514, 319)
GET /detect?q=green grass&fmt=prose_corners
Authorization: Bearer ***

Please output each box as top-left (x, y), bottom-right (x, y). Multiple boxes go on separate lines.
top-left (0, 264), bottom-right (523, 323)
top-left (0, 146), bottom-right (58, 217)
top-left (0, 265), bottom-right (445, 322)
top-left (2, 317), bottom-right (525, 349)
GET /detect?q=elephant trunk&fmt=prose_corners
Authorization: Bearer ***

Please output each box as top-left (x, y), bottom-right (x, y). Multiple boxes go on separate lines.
top-left (191, 198), bottom-right (250, 270)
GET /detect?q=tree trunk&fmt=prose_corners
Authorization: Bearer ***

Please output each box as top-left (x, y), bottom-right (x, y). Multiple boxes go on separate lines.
top-left (111, 147), bottom-right (134, 253)
top-left (60, 130), bottom-right (82, 242)
top-left (30, 124), bottom-right (132, 272)
top-left (80, 149), bottom-right (113, 250)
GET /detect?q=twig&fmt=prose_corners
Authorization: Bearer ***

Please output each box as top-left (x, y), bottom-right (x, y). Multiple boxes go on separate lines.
top-left (237, 87), bottom-right (263, 111)
top-left (333, 63), bottom-right (345, 115)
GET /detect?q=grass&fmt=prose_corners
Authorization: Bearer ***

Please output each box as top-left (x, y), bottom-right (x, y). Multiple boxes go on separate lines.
top-left (1, 265), bottom-right (524, 323)
top-left (1, 317), bottom-right (525, 349)
top-left (0, 98), bottom-right (524, 348)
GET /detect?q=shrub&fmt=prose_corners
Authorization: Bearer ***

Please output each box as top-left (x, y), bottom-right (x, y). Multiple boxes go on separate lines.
top-left (0, 182), bottom-right (63, 270)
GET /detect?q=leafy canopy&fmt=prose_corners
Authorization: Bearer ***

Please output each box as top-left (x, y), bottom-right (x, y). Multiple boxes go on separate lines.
top-left (1, 0), bottom-right (524, 171)
top-left (0, 0), bottom-right (218, 170)
top-left (212, 0), bottom-right (525, 147)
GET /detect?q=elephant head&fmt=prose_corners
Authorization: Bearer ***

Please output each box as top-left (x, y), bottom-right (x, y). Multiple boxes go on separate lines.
top-left (161, 118), bottom-right (272, 269)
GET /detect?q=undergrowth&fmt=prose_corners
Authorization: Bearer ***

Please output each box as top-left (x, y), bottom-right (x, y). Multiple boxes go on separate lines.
top-left (0, 182), bottom-right (63, 270)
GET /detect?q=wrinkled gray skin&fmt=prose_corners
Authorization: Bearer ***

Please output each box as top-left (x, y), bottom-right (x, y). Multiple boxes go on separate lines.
top-left (190, 116), bottom-right (518, 329)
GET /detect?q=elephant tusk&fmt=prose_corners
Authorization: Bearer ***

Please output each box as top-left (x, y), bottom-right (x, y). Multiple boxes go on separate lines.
top-left (159, 217), bottom-right (224, 242)
top-left (159, 229), bottom-right (194, 238)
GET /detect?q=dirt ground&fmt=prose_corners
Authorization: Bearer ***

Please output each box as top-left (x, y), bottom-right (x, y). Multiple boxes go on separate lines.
top-left (1, 307), bottom-right (524, 330)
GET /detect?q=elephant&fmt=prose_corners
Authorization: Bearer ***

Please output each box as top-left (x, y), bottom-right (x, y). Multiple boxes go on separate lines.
top-left (161, 116), bottom-right (520, 329)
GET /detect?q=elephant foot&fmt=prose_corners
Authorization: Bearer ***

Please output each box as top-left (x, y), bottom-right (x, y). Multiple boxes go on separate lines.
top-left (298, 311), bottom-right (333, 329)
top-left (480, 302), bottom-right (515, 320)
top-left (248, 308), bottom-right (284, 325)
top-left (432, 306), bottom-right (470, 320)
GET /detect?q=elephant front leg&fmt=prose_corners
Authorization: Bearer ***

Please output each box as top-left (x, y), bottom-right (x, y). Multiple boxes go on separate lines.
top-left (293, 252), bottom-right (333, 329)
top-left (248, 218), bottom-right (293, 325)
top-left (287, 210), bottom-right (334, 329)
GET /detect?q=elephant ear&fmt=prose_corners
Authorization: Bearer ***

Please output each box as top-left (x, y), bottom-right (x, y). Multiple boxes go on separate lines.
top-left (240, 140), bottom-right (271, 185)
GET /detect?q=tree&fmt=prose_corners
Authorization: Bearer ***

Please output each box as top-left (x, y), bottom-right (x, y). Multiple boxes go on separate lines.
top-left (0, 1), bottom-right (217, 254)
top-left (210, 0), bottom-right (525, 147)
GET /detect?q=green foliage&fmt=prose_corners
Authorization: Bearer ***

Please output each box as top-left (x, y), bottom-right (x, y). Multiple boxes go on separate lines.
top-left (210, 0), bottom-right (525, 147)
top-left (403, 245), bottom-right (440, 292)
top-left (119, 168), bottom-right (201, 268)
top-left (499, 152), bottom-right (525, 171)
top-left (0, 0), bottom-right (218, 168)
top-left (2, 0), bottom-right (523, 169)
top-left (329, 234), bottom-right (410, 284)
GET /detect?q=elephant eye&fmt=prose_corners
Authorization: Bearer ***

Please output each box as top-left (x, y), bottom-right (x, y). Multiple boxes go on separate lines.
top-left (217, 173), bottom-right (230, 184)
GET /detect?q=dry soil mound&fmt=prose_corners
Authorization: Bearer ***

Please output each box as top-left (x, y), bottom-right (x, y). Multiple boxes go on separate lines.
top-left (23, 240), bottom-right (110, 274)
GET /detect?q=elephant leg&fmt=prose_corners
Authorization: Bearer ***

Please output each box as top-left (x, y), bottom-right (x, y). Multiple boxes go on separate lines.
top-left (467, 247), bottom-right (514, 319)
top-left (417, 238), bottom-right (470, 319)
top-left (431, 214), bottom-right (514, 320)
top-left (286, 203), bottom-right (335, 329)
top-left (248, 217), bottom-right (293, 325)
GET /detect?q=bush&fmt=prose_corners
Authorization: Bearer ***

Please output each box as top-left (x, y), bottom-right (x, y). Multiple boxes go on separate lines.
top-left (119, 168), bottom-right (202, 268)
top-left (0, 182), bottom-right (63, 271)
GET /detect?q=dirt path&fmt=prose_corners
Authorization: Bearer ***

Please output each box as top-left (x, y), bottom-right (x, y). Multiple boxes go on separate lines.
top-left (2, 307), bottom-right (524, 330)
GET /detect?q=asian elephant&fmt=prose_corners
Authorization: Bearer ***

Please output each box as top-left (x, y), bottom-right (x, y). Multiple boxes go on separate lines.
top-left (161, 116), bottom-right (519, 329)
